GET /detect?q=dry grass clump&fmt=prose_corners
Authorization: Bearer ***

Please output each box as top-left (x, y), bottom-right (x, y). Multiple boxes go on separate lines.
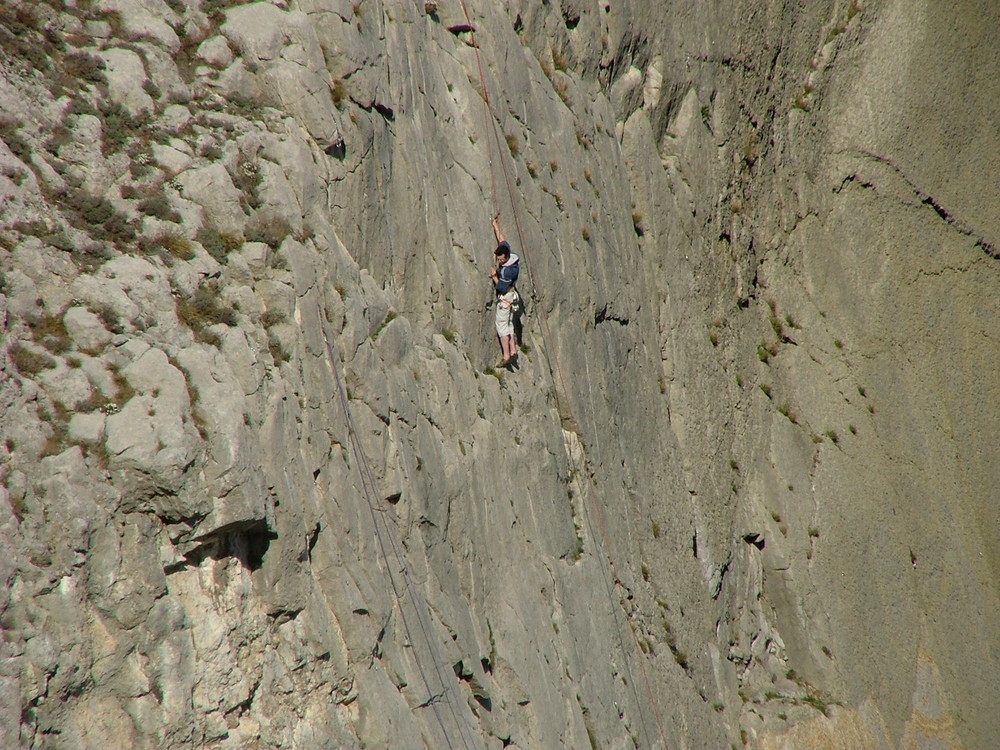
top-left (0, 116), bottom-right (31, 160)
top-left (196, 226), bottom-right (244, 263)
top-left (140, 230), bottom-right (196, 262)
top-left (9, 342), bottom-right (56, 376)
top-left (31, 313), bottom-right (72, 354)
top-left (63, 51), bottom-right (107, 84)
top-left (260, 309), bottom-right (286, 328)
top-left (137, 193), bottom-right (182, 223)
top-left (60, 186), bottom-right (136, 245)
top-left (244, 214), bottom-right (294, 249)
top-left (176, 282), bottom-right (238, 346)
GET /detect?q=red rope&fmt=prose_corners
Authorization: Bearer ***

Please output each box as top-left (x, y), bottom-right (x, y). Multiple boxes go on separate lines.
top-left (459, 0), bottom-right (499, 217)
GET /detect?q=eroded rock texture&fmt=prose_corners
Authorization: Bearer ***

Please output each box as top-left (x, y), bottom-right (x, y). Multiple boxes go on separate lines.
top-left (1, 1), bottom-right (997, 748)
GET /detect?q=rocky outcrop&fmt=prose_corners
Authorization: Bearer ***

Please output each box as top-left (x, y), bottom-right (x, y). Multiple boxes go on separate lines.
top-left (1, 0), bottom-right (998, 748)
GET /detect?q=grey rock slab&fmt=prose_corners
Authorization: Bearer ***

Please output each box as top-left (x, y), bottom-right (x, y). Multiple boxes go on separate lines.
top-left (279, 238), bottom-right (319, 297)
top-left (38, 364), bottom-right (93, 411)
top-left (222, 3), bottom-right (290, 63)
top-left (211, 58), bottom-right (266, 107)
top-left (68, 411), bottom-right (106, 445)
top-left (160, 104), bottom-right (193, 133)
top-left (196, 35), bottom-right (234, 68)
top-left (239, 241), bottom-right (270, 276)
top-left (37, 447), bottom-right (108, 567)
top-left (266, 58), bottom-right (341, 144)
top-left (97, 47), bottom-right (156, 117)
top-left (175, 162), bottom-right (246, 235)
top-left (105, 395), bottom-right (181, 482)
top-left (151, 142), bottom-right (193, 176)
top-left (219, 327), bottom-right (265, 397)
top-left (86, 519), bottom-right (166, 630)
top-left (63, 306), bottom-right (113, 353)
top-left (95, 0), bottom-right (180, 51)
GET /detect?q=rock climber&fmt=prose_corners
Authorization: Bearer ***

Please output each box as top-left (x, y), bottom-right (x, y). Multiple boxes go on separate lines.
top-left (489, 215), bottom-right (520, 369)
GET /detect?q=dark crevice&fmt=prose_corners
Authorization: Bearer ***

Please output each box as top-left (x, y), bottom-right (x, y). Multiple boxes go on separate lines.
top-left (921, 194), bottom-right (950, 222)
top-left (712, 558), bottom-right (731, 600)
top-left (166, 519), bottom-right (276, 574)
top-left (324, 137), bottom-right (345, 159)
top-left (473, 693), bottom-right (492, 711)
top-left (416, 690), bottom-right (445, 708)
top-left (594, 304), bottom-right (630, 326)
top-left (846, 153), bottom-right (1000, 258)
top-left (355, 99), bottom-right (395, 121)
top-left (304, 522), bottom-right (321, 562)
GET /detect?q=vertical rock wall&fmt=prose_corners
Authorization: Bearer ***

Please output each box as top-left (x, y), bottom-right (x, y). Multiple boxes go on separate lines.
top-left (1, 1), bottom-right (997, 749)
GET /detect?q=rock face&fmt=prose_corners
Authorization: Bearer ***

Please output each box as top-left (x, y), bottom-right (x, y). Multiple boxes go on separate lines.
top-left (1, 1), bottom-right (998, 748)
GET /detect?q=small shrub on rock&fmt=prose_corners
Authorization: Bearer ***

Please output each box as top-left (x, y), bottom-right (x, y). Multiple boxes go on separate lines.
top-left (90, 303), bottom-right (125, 336)
top-left (199, 141), bottom-right (223, 160)
top-left (140, 231), bottom-right (195, 262)
top-left (260, 309), bottom-right (286, 328)
top-left (268, 337), bottom-right (291, 363)
top-left (245, 215), bottom-right (294, 249)
top-left (111, 370), bottom-right (136, 408)
top-left (141, 78), bottom-right (161, 100)
top-left (177, 283), bottom-right (238, 345)
top-left (100, 101), bottom-right (149, 156)
top-left (138, 193), bottom-right (182, 223)
top-left (0, 117), bottom-right (31, 160)
top-left (62, 187), bottom-right (136, 243)
top-left (331, 78), bottom-right (347, 109)
top-left (63, 51), bottom-right (107, 84)
top-left (196, 226), bottom-right (243, 263)
top-left (31, 313), bottom-right (72, 354)
top-left (76, 390), bottom-right (113, 414)
top-left (9, 342), bottom-right (56, 376)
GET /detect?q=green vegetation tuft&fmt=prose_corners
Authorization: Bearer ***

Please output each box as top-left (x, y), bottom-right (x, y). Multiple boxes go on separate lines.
top-left (373, 310), bottom-right (397, 338)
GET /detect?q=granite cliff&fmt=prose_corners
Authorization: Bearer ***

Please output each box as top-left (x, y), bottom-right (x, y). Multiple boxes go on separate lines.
top-left (1, 1), bottom-right (998, 748)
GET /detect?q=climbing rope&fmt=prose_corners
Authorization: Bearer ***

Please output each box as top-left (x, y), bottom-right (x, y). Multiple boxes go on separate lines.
top-left (322, 331), bottom-right (479, 750)
top-left (457, 2), bottom-right (672, 747)
top-left (460, 2), bottom-right (500, 217)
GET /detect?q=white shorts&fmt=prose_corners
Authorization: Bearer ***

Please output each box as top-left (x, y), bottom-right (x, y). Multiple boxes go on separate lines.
top-left (495, 292), bottom-right (517, 337)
